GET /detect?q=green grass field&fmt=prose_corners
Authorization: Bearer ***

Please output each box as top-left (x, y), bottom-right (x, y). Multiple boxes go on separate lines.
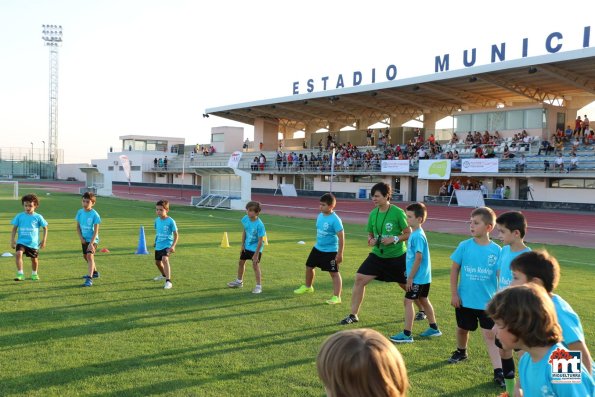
top-left (0, 187), bottom-right (593, 396)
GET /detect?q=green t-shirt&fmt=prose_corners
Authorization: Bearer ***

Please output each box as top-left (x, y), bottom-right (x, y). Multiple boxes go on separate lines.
top-left (366, 204), bottom-right (408, 258)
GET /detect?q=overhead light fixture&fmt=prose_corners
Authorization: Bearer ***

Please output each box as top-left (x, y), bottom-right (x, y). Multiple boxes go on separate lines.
top-left (528, 67), bottom-right (538, 74)
top-left (468, 76), bottom-right (478, 83)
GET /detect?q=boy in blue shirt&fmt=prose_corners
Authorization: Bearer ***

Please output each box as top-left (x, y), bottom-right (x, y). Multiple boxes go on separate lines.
top-left (390, 202), bottom-right (441, 343)
top-left (76, 192), bottom-right (102, 287)
top-left (227, 201), bottom-right (266, 294)
top-left (448, 207), bottom-right (503, 388)
top-left (294, 193), bottom-right (345, 305)
top-left (494, 211), bottom-right (531, 393)
top-left (510, 250), bottom-right (593, 375)
top-left (487, 284), bottom-right (594, 397)
top-left (10, 194), bottom-right (48, 281)
top-left (153, 200), bottom-right (178, 289)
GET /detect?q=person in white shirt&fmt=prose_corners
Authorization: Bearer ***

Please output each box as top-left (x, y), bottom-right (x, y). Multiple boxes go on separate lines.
top-left (554, 153), bottom-right (564, 173)
top-left (567, 153), bottom-right (578, 173)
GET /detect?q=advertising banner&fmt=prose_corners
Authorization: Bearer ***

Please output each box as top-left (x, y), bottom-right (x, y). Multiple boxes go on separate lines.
top-left (418, 159), bottom-right (451, 180)
top-left (461, 158), bottom-right (499, 173)
top-left (381, 160), bottom-right (410, 173)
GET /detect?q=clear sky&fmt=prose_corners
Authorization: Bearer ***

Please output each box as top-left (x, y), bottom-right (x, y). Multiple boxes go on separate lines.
top-left (1, 0), bottom-right (593, 163)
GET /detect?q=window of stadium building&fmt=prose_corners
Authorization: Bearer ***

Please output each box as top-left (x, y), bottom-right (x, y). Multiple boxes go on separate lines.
top-left (549, 179), bottom-right (595, 189)
top-left (322, 175), bottom-right (348, 182)
top-left (352, 175), bottom-right (384, 183)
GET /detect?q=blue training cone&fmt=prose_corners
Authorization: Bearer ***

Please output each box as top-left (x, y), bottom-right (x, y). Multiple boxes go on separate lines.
top-left (135, 226), bottom-right (150, 255)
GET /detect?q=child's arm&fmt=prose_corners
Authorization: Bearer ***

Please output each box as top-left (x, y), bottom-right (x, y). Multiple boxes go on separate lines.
top-left (367, 232), bottom-right (376, 247)
top-left (10, 226), bottom-right (17, 249)
top-left (567, 341), bottom-right (592, 374)
top-left (335, 230), bottom-right (345, 264)
top-left (89, 224), bottom-right (99, 246)
top-left (253, 237), bottom-right (263, 264)
top-left (406, 252), bottom-right (422, 291)
top-left (76, 224), bottom-right (85, 244)
top-left (168, 230), bottom-right (179, 253)
top-left (40, 226), bottom-right (48, 249)
top-left (241, 230), bottom-right (246, 252)
top-left (450, 262), bottom-right (462, 308)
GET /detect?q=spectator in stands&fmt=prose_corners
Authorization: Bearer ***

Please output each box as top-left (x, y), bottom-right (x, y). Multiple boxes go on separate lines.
top-left (163, 156), bottom-right (168, 170)
top-left (515, 154), bottom-right (526, 173)
top-left (538, 139), bottom-right (554, 155)
top-left (276, 152), bottom-right (282, 171)
top-left (574, 116), bottom-right (582, 137)
top-left (259, 153), bottom-right (266, 171)
top-left (493, 130), bottom-right (501, 143)
top-left (453, 179), bottom-right (461, 190)
top-left (554, 136), bottom-right (564, 153)
top-left (494, 184), bottom-right (503, 199)
top-left (554, 153), bottom-right (564, 173)
top-left (544, 159), bottom-right (550, 172)
top-left (565, 125), bottom-right (573, 141)
top-left (210, 146), bottom-right (216, 155)
top-left (567, 153), bottom-right (578, 173)
top-left (586, 129), bottom-right (595, 146)
top-left (251, 156), bottom-right (258, 171)
top-left (480, 181), bottom-right (488, 198)
top-left (572, 137), bottom-right (581, 151)
top-left (451, 132), bottom-right (459, 144)
top-left (158, 158), bottom-right (164, 168)
top-left (484, 145), bottom-right (495, 158)
top-left (452, 150), bottom-right (461, 169)
top-left (153, 158), bottom-right (158, 169)
top-left (439, 182), bottom-right (448, 196)
top-left (502, 144), bottom-right (514, 159)
top-left (503, 186), bottom-right (511, 199)
top-left (243, 138), bottom-right (249, 150)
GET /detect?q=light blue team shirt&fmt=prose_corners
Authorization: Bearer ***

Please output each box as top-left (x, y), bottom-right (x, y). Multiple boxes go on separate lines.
top-left (75, 208), bottom-right (101, 244)
top-left (552, 294), bottom-right (586, 346)
top-left (154, 216), bottom-right (178, 250)
top-left (497, 245), bottom-right (531, 289)
top-left (406, 227), bottom-right (431, 284)
top-left (314, 212), bottom-right (343, 253)
top-left (519, 342), bottom-right (594, 397)
top-left (242, 215), bottom-right (266, 252)
top-left (11, 212), bottom-right (48, 249)
top-left (450, 238), bottom-right (501, 310)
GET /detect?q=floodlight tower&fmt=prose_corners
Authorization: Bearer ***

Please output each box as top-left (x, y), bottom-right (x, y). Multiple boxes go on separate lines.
top-left (41, 24), bottom-right (62, 165)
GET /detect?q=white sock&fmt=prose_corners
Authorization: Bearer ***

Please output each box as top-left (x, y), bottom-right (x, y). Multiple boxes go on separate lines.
top-left (17, 271), bottom-right (24, 275)
top-left (237, 279), bottom-right (243, 283)
top-left (31, 271), bottom-right (38, 275)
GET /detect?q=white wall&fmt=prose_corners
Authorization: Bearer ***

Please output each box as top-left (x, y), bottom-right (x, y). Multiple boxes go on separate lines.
top-left (57, 163), bottom-right (88, 180)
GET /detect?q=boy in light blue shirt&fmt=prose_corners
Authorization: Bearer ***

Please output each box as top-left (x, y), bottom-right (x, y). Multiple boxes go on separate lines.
top-left (227, 201), bottom-right (266, 294)
top-left (10, 194), bottom-right (48, 281)
top-left (488, 284), bottom-right (594, 397)
top-left (448, 207), bottom-right (503, 388)
top-left (153, 200), bottom-right (178, 290)
top-left (293, 193), bottom-right (345, 305)
top-left (76, 192), bottom-right (102, 287)
top-left (390, 202), bottom-right (441, 343)
top-left (494, 211), bottom-right (531, 394)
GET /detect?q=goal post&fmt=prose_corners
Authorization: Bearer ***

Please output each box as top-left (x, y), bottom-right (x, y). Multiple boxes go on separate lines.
top-left (0, 180), bottom-right (19, 200)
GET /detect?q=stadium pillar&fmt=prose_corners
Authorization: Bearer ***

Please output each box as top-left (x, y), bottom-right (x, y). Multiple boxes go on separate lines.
top-left (422, 112), bottom-right (443, 136)
top-left (254, 118), bottom-right (279, 151)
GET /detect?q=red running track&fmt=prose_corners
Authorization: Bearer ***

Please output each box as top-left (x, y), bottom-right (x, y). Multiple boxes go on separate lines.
top-left (23, 181), bottom-right (595, 248)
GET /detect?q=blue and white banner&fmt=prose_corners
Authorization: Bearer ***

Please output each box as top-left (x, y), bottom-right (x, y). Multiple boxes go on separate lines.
top-left (418, 159), bottom-right (451, 180)
top-left (462, 158), bottom-right (499, 173)
top-left (381, 160), bottom-right (409, 173)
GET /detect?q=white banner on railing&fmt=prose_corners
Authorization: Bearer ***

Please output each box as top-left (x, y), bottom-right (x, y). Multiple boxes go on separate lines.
top-left (454, 189), bottom-right (486, 208)
top-left (418, 159), bottom-right (451, 180)
top-left (227, 151), bottom-right (242, 169)
top-left (381, 160), bottom-right (410, 173)
top-left (461, 158), bottom-right (499, 173)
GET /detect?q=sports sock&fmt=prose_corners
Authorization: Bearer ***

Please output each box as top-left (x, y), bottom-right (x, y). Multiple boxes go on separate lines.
top-left (457, 348), bottom-right (466, 355)
top-left (403, 330), bottom-right (412, 336)
top-left (166, 279), bottom-right (171, 283)
top-left (429, 323), bottom-right (438, 330)
top-left (505, 378), bottom-right (515, 395)
top-left (31, 271), bottom-right (38, 275)
top-left (502, 357), bottom-right (515, 377)
top-left (17, 271), bottom-right (24, 275)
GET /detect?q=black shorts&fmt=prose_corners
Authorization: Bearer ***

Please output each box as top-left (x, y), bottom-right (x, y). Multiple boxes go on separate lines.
top-left (357, 252), bottom-right (406, 284)
top-left (455, 307), bottom-right (494, 331)
top-left (82, 242), bottom-right (97, 255)
top-left (306, 247), bottom-right (338, 272)
top-left (155, 248), bottom-right (171, 261)
top-left (240, 249), bottom-right (262, 262)
top-left (16, 244), bottom-right (38, 258)
top-left (405, 283), bottom-right (431, 300)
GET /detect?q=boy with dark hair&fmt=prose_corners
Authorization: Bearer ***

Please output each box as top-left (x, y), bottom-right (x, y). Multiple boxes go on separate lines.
top-left (494, 211), bottom-right (531, 393)
top-left (10, 194), bottom-right (48, 281)
top-left (76, 192), bottom-right (102, 287)
top-left (390, 202), bottom-right (441, 343)
top-left (227, 201), bottom-right (266, 294)
top-left (448, 207), bottom-right (504, 388)
top-left (153, 200), bottom-right (178, 289)
top-left (510, 250), bottom-right (593, 375)
top-left (294, 193), bottom-right (345, 304)
top-left (487, 284), bottom-right (594, 396)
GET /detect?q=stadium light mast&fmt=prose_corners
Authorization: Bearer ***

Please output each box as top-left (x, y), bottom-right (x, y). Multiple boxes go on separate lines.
top-left (41, 24), bottom-right (62, 166)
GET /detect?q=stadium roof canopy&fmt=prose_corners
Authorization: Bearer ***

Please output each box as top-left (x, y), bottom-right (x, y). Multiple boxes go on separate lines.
top-left (205, 47), bottom-right (595, 131)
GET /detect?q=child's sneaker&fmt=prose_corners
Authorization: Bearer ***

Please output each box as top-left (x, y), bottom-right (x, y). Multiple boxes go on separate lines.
top-left (340, 314), bottom-right (359, 325)
top-left (252, 285), bottom-right (262, 294)
top-left (420, 327), bottom-right (442, 337)
top-left (83, 278), bottom-right (93, 287)
top-left (164, 281), bottom-right (173, 289)
top-left (294, 285), bottom-right (314, 294)
top-left (415, 311), bottom-right (427, 321)
top-left (31, 274), bottom-right (40, 281)
top-left (447, 349), bottom-right (468, 363)
top-left (389, 332), bottom-right (414, 343)
top-left (92, 271), bottom-right (100, 279)
top-left (227, 280), bottom-right (243, 288)
top-left (153, 275), bottom-right (166, 281)
top-left (14, 273), bottom-right (24, 281)
top-left (325, 295), bottom-right (341, 305)
top-left (493, 371), bottom-right (506, 388)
